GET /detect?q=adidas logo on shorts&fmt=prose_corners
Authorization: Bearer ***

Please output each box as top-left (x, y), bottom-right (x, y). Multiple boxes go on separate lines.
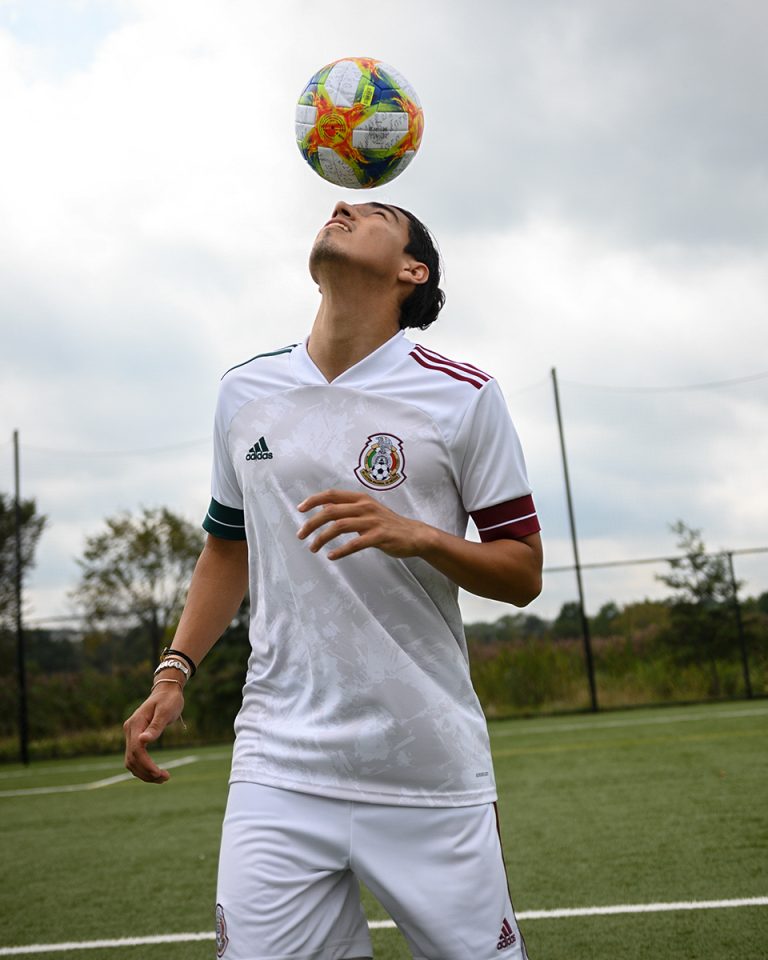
top-left (245, 437), bottom-right (273, 461)
top-left (497, 916), bottom-right (517, 950)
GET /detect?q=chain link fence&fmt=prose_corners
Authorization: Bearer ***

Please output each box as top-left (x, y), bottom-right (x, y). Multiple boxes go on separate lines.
top-left (468, 546), bottom-right (767, 717)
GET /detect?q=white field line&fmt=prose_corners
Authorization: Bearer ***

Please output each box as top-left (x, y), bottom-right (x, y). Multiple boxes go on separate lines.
top-left (518, 896), bottom-right (768, 919)
top-left (0, 761), bottom-right (127, 781)
top-left (0, 934), bottom-right (215, 956)
top-left (0, 751), bottom-right (233, 781)
top-left (0, 898), bottom-right (765, 955)
top-left (0, 756), bottom-right (199, 798)
top-left (490, 706), bottom-right (768, 738)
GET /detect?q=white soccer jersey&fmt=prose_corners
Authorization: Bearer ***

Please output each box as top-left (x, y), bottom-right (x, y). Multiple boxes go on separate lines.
top-left (203, 330), bottom-right (540, 807)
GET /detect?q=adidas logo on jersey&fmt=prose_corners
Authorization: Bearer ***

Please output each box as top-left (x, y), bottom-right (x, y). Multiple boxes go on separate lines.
top-left (496, 917), bottom-right (517, 950)
top-left (245, 437), bottom-right (273, 461)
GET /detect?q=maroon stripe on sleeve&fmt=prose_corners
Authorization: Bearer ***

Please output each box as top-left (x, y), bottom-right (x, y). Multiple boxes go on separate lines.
top-left (471, 495), bottom-right (541, 541)
top-left (409, 350), bottom-right (485, 389)
top-left (413, 344), bottom-right (492, 381)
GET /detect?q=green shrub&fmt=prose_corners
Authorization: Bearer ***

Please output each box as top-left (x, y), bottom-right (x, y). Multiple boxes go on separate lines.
top-left (470, 639), bottom-right (586, 716)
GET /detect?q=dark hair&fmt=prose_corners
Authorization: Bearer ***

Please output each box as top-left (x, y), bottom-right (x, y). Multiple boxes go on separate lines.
top-left (374, 204), bottom-right (446, 330)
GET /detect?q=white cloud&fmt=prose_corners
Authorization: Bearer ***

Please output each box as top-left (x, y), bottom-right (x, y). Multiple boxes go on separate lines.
top-left (1, 0), bottom-right (766, 624)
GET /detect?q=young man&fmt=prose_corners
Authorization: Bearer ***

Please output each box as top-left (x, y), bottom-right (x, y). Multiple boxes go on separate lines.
top-left (124, 201), bottom-right (543, 960)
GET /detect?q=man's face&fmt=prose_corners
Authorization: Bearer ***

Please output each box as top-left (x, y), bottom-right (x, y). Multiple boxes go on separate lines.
top-left (309, 201), bottom-right (412, 284)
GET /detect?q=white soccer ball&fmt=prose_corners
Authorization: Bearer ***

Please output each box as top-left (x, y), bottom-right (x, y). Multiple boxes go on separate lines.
top-left (295, 57), bottom-right (424, 188)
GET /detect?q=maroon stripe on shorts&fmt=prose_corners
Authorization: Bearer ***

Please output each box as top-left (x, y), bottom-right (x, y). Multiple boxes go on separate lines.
top-left (494, 804), bottom-right (532, 960)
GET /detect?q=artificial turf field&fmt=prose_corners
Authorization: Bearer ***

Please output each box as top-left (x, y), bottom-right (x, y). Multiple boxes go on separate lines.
top-left (0, 700), bottom-right (766, 959)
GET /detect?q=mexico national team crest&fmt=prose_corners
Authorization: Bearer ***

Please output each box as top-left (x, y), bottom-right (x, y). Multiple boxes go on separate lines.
top-left (215, 903), bottom-right (228, 957)
top-left (355, 433), bottom-right (406, 490)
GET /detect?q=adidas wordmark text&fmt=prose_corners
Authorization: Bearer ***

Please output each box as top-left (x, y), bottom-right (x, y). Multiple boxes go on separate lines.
top-left (245, 437), bottom-right (273, 461)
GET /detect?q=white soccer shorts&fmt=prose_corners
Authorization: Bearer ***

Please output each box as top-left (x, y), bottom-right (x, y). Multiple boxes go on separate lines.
top-left (215, 782), bottom-right (530, 960)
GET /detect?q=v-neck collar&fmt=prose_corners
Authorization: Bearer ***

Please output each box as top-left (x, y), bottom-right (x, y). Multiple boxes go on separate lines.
top-left (289, 330), bottom-right (412, 389)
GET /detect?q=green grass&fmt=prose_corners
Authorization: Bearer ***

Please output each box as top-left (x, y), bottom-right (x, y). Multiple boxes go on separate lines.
top-left (0, 701), bottom-right (766, 959)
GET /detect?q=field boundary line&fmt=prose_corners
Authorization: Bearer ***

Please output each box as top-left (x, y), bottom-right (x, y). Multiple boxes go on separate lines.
top-left (491, 706), bottom-right (768, 739)
top-left (493, 727), bottom-right (764, 760)
top-left (0, 762), bottom-right (126, 782)
top-left (1, 898), bottom-right (765, 954)
top-left (0, 751), bottom-right (232, 782)
top-left (518, 896), bottom-right (768, 919)
top-left (0, 756), bottom-right (199, 798)
top-left (0, 933), bottom-right (214, 956)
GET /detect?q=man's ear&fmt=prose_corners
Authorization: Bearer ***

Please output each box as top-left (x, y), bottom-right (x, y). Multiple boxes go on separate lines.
top-left (398, 261), bottom-right (429, 287)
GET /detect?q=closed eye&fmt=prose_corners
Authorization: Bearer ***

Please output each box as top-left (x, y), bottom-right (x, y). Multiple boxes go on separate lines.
top-left (368, 204), bottom-right (398, 222)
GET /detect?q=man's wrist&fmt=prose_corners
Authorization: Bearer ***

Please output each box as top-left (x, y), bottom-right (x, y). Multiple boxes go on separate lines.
top-left (153, 663), bottom-right (189, 690)
top-left (414, 521), bottom-right (444, 561)
top-left (152, 676), bottom-right (186, 693)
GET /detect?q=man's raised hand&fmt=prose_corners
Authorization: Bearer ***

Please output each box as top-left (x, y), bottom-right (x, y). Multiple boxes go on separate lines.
top-left (297, 489), bottom-right (432, 561)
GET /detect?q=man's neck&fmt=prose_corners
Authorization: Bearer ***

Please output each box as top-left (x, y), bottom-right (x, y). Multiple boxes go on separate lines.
top-left (307, 295), bottom-right (400, 383)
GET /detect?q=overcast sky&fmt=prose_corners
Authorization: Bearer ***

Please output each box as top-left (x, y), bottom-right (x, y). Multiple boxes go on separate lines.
top-left (1, 0), bottom-right (766, 626)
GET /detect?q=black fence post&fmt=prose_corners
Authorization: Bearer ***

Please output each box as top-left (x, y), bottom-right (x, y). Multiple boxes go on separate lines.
top-left (551, 369), bottom-right (598, 712)
top-left (726, 551), bottom-right (752, 699)
top-left (14, 430), bottom-right (30, 765)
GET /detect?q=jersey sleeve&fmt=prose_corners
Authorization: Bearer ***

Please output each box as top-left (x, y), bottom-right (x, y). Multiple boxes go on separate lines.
top-left (201, 380), bottom-right (247, 541)
top-left (454, 379), bottom-right (541, 542)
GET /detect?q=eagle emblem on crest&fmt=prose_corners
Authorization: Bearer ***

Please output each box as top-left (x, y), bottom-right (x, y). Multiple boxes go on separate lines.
top-left (354, 433), bottom-right (406, 490)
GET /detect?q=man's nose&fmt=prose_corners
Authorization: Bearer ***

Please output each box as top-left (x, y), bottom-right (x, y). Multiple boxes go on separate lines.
top-left (331, 201), bottom-right (354, 221)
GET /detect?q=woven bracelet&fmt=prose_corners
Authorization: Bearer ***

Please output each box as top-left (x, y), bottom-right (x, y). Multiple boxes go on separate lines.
top-left (161, 647), bottom-right (197, 677)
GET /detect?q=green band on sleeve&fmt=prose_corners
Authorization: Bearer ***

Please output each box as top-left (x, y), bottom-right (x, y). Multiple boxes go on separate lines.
top-left (202, 498), bottom-right (247, 541)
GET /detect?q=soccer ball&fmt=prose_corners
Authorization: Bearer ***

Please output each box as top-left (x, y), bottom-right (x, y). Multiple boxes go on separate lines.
top-left (295, 57), bottom-right (424, 189)
top-left (370, 454), bottom-right (391, 482)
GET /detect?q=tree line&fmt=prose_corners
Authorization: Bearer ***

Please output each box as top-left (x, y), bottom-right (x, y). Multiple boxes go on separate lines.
top-left (1, 497), bottom-right (766, 760)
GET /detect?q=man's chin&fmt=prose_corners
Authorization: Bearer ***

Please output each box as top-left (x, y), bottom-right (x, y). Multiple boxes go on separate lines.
top-left (309, 233), bottom-right (347, 279)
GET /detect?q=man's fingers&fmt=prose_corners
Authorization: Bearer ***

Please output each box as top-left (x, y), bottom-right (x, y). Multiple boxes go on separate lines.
top-left (297, 502), bottom-right (367, 541)
top-left (307, 518), bottom-right (369, 552)
top-left (123, 696), bottom-right (182, 783)
top-left (296, 506), bottom-right (340, 540)
top-left (296, 489), bottom-right (415, 560)
top-left (138, 717), bottom-right (166, 745)
top-left (126, 750), bottom-right (169, 783)
top-left (135, 700), bottom-right (180, 744)
top-left (297, 489), bottom-right (363, 513)
top-left (327, 535), bottom-right (372, 561)
top-left (124, 732), bottom-right (169, 782)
